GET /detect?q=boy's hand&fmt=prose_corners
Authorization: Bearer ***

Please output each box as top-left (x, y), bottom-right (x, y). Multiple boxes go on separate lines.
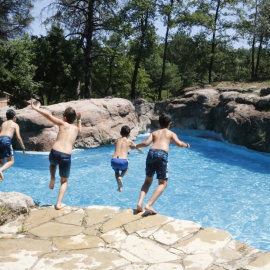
top-left (186, 143), bottom-right (190, 149)
top-left (137, 147), bottom-right (143, 153)
top-left (76, 112), bottom-right (81, 120)
top-left (23, 150), bottom-right (26, 157)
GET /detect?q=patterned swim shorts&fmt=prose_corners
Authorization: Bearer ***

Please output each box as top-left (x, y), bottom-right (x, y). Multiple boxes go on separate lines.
top-left (146, 149), bottom-right (168, 180)
top-left (0, 136), bottom-right (13, 159)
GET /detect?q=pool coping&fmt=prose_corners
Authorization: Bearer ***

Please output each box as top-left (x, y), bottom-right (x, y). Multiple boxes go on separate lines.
top-left (0, 205), bottom-right (269, 269)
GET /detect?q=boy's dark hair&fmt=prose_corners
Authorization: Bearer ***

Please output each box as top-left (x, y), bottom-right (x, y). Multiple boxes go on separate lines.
top-left (120, 125), bottom-right (130, 136)
top-left (159, 113), bottom-right (172, 127)
top-left (6, 109), bottom-right (16, 120)
top-left (64, 107), bottom-right (76, 123)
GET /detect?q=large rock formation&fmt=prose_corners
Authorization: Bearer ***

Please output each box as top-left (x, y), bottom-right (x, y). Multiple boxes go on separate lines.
top-left (0, 98), bottom-right (139, 151)
top-left (135, 86), bottom-right (270, 153)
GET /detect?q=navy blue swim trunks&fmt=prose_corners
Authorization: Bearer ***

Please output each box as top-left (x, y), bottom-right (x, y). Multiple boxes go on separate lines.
top-left (0, 136), bottom-right (13, 159)
top-left (146, 149), bottom-right (168, 180)
top-left (111, 158), bottom-right (129, 172)
top-left (49, 149), bottom-right (71, 178)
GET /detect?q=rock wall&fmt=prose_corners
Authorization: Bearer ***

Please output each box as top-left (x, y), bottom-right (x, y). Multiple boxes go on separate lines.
top-left (1, 86), bottom-right (270, 153)
top-left (135, 86), bottom-right (270, 153)
top-left (0, 98), bottom-right (139, 151)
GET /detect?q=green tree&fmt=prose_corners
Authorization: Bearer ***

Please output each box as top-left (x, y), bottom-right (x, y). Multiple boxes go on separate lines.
top-left (121, 0), bottom-right (158, 99)
top-left (188, 0), bottom-right (243, 83)
top-left (0, 37), bottom-right (39, 108)
top-left (32, 25), bottom-right (84, 105)
top-left (0, 0), bottom-right (34, 40)
top-left (46, 0), bottom-right (119, 99)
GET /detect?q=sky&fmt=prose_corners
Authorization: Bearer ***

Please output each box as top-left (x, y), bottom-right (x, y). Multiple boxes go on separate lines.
top-left (29, 0), bottom-right (248, 49)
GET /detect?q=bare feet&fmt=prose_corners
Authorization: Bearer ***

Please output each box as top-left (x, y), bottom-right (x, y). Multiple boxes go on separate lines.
top-left (0, 171), bottom-right (3, 182)
top-left (145, 204), bottom-right (157, 215)
top-left (137, 204), bottom-right (143, 212)
top-left (55, 203), bottom-right (65, 210)
top-left (117, 177), bottom-right (123, 192)
top-left (49, 178), bottom-right (55, 189)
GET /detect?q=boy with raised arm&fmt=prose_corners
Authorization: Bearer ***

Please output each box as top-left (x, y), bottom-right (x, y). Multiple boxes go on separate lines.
top-left (0, 109), bottom-right (26, 181)
top-left (136, 113), bottom-right (190, 214)
top-left (111, 125), bottom-right (142, 192)
top-left (31, 99), bottom-right (82, 210)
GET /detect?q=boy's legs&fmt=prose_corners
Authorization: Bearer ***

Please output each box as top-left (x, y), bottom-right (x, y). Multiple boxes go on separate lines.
top-left (49, 165), bottom-right (56, 189)
top-left (56, 177), bottom-right (68, 210)
top-left (137, 176), bottom-right (153, 212)
top-left (145, 179), bottom-right (167, 214)
top-left (0, 156), bottom-right (14, 181)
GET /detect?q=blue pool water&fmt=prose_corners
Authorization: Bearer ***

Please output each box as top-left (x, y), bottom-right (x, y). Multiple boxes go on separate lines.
top-left (1, 129), bottom-right (270, 251)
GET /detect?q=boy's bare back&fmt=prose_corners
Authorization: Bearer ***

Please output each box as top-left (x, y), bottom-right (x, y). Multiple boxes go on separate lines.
top-left (149, 129), bottom-right (188, 152)
top-left (113, 137), bottom-right (134, 159)
top-left (0, 120), bottom-right (19, 139)
top-left (53, 123), bottom-right (78, 155)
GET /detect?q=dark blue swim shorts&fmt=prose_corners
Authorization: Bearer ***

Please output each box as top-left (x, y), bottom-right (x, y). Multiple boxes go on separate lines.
top-left (0, 136), bottom-right (13, 159)
top-left (111, 158), bottom-right (129, 172)
top-left (49, 149), bottom-right (71, 178)
top-left (146, 149), bottom-right (168, 180)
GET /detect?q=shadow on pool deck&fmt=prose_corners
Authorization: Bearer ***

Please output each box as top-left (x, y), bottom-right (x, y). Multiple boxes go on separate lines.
top-left (0, 205), bottom-right (269, 269)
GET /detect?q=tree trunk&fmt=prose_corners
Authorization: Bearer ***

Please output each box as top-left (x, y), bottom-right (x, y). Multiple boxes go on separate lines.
top-left (131, 11), bottom-right (149, 100)
top-left (84, 0), bottom-right (95, 99)
top-left (255, 34), bottom-right (263, 79)
top-left (251, 0), bottom-right (258, 80)
top-left (209, 0), bottom-right (221, 84)
top-left (158, 0), bottom-right (174, 101)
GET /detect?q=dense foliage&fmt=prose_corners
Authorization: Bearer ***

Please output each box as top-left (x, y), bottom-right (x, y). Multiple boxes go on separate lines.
top-left (0, 0), bottom-right (269, 107)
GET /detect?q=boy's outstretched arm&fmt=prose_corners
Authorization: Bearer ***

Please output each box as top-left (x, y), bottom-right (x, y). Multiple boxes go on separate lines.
top-left (15, 124), bottom-right (26, 156)
top-left (136, 133), bottom-right (153, 149)
top-left (172, 133), bottom-right (190, 148)
top-left (31, 98), bottom-right (64, 126)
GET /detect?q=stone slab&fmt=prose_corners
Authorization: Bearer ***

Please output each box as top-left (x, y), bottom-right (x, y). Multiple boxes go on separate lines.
top-left (53, 235), bottom-right (104, 250)
top-left (152, 219), bottom-right (201, 245)
top-left (248, 252), bottom-right (270, 270)
top-left (33, 247), bottom-right (128, 269)
top-left (147, 263), bottom-right (184, 270)
top-left (101, 228), bottom-right (127, 244)
top-left (173, 227), bottom-right (232, 254)
top-left (0, 238), bottom-right (51, 270)
top-left (121, 235), bottom-right (179, 263)
top-left (183, 253), bottom-right (214, 270)
top-left (24, 206), bottom-right (73, 230)
top-left (29, 222), bottom-right (84, 237)
top-left (102, 209), bottom-right (143, 233)
top-left (85, 205), bottom-right (120, 226)
top-left (56, 209), bottom-right (85, 226)
top-left (124, 214), bottom-right (173, 234)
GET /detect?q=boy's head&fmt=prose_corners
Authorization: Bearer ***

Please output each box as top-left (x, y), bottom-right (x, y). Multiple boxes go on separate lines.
top-left (63, 107), bottom-right (76, 124)
top-left (159, 113), bottom-right (172, 128)
top-left (6, 109), bottom-right (16, 120)
top-left (120, 125), bottom-right (130, 137)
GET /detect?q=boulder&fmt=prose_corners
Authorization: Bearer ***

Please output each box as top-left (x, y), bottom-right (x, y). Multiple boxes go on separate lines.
top-left (0, 98), bottom-right (139, 151)
top-left (0, 191), bottom-right (36, 213)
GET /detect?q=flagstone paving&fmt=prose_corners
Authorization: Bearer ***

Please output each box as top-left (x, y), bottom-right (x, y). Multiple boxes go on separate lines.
top-left (0, 205), bottom-right (269, 270)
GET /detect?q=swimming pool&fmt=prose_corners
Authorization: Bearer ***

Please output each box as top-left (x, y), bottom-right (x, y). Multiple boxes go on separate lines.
top-left (1, 129), bottom-right (270, 251)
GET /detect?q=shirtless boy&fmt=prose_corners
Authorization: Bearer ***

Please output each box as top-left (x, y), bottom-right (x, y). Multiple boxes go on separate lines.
top-left (31, 99), bottom-right (82, 210)
top-left (136, 113), bottom-right (190, 214)
top-left (0, 109), bottom-right (26, 181)
top-left (111, 126), bottom-right (142, 192)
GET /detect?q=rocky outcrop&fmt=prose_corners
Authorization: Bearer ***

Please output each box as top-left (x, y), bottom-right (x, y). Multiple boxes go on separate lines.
top-left (135, 86), bottom-right (270, 153)
top-left (0, 98), bottom-right (139, 151)
top-left (0, 191), bottom-right (36, 213)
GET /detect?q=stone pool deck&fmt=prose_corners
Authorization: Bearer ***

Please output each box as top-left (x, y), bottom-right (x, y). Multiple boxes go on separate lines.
top-left (0, 206), bottom-right (269, 270)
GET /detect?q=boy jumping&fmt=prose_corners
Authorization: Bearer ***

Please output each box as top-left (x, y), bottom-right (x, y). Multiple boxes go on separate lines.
top-left (31, 99), bottom-right (82, 210)
top-left (0, 109), bottom-right (26, 181)
top-left (136, 113), bottom-right (190, 214)
top-left (111, 126), bottom-right (142, 192)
